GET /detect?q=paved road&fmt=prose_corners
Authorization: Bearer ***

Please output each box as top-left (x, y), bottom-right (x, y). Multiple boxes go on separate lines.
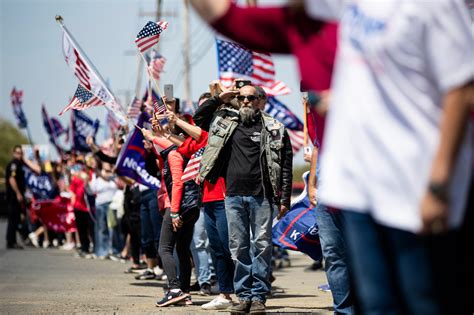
top-left (0, 219), bottom-right (333, 314)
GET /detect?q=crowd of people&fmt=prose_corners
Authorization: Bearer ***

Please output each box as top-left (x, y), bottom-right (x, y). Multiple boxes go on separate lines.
top-left (4, 0), bottom-right (474, 314)
top-left (4, 81), bottom-right (302, 313)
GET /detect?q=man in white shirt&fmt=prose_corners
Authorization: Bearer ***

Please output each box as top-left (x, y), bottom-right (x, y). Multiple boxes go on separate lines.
top-left (305, 1), bottom-right (473, 314)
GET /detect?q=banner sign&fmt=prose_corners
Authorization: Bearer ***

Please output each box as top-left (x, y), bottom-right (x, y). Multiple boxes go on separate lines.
top-left (272, 171), bottom-right (323, 262)
top-left (115, 112), bottom-right (160, 190)
top-left (24, 167), bottom-right (57, 200)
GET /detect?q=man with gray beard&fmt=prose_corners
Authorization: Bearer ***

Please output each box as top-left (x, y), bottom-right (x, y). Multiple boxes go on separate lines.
top-left (196, 85), bottom-right (293, 314)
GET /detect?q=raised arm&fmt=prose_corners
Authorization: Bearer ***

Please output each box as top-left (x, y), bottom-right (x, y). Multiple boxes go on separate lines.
top-left (191, 0), bottom-right (304, 53)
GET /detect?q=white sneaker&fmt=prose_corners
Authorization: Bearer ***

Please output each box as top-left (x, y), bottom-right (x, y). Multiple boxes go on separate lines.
top-left (60, 242), bottom-right (75, 251)
top-left (201, 296), bottom-right (233, 310)
top-left (42, 240), bottom-right (50, 249)
top-left (28, 233), bottom-right (39, 248)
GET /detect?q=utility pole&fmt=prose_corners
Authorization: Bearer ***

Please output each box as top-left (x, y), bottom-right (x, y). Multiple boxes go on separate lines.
top-left (182, 0), bottom-right (191, 102)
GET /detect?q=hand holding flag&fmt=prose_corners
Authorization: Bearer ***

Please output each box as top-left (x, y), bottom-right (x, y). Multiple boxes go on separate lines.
top-left (135, 21), bottom-right (169, 110)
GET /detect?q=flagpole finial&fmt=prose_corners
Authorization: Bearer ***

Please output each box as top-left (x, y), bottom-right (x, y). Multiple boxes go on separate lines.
top-left (55, 15), bottom-right (63, 24)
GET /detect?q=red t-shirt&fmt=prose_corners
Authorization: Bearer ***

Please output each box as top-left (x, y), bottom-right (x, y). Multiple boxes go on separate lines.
top-left (69, 175), bottom-right (88, 212)
top-left (177, 131), bottom-right (226, 203)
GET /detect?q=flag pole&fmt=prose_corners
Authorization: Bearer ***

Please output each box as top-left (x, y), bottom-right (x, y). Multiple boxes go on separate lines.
top-left (138, 52), bottom-right (166, 108)
top-left (303, 97), bottom-right (309, 147)
top-left (55, 15), bottom-right (128, 124)
top-left (25, 125), bottom-right (35, 146)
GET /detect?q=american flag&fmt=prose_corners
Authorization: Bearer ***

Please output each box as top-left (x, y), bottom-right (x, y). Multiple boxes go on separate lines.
top-left (181, 147), bottom-right (205, 182)
top-left (153, 99), bottom-right (166, 114)
top-left (147, 49), bottom-right (166, 81)
top-left (10, 88), bottom-right (28, 128)
top-left (63, 33), bottom-right (91, 90)
top-left (106, 110), bottom-right (121, 136)
top-left (135, 21), bottom-right (168, 54)
top-left (62, 26), bottom-right (128, 125)
top-left (127, 97), bottom-right (143, 119)
top-left (265, 97), bottom-right (304, 154)
top-left (216, 38), bottom-right (291, 96)
top-left (59, 84), bottom-right (105, 115)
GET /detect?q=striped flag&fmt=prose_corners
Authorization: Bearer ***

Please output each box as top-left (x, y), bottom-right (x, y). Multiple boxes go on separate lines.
top-left (153, 100), bottom-right (166, 114)
top-left (105, 110), bottom-right (120, 137)
top-left (147, 49), bottom-right (166, 81)
top-left (135, 21), bottom-right (168, 54)
top-left (10, 88), bottom-right (28, 128)
top-left (127, 97), bottom-right (143, 119)
top-left (181, 147), bottom-right (205, 182)
top-left (59, 85), bottom-right (105, 115)
top-left (216, 38), bottom-right (291, 96)
top-left (61, 24), bottom-right (127, 124)
top-left (265, 97), bottom-right (304, 154)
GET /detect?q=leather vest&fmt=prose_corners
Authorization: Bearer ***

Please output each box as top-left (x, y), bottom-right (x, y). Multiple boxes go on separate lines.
top-left (198, 111), bottom-right (285, 201)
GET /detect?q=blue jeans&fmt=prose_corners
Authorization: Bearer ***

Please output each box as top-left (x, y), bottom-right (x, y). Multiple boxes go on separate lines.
top-left (94, 202), bottom-right (111, 257)
top-left (204, 200), bottom-right (234, 293)
top-left (140, 189), bottom-right (162, 259)
top-left (225, 195), bottom-right (274, 303)
top-left (191, 208), bottom-right (213, 286)
top-left (110, 209), bottom-right (124, 255)
top-left (343, 211), bottom-right (454, 315)
top-left (317, 204), bottom-right (354, 314)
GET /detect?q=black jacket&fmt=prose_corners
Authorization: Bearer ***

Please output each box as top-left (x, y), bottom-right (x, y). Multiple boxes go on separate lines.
top-left (194, 96), bottom-right (293, 209)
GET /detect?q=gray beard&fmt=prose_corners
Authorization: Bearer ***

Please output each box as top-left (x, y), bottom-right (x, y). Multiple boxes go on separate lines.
top-left (239, 106), bottom-right (256, 125)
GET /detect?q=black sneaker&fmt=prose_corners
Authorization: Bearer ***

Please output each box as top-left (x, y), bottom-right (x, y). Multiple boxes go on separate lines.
top-left (155, 290), bottom-right (188, 307)
top-left (199, 283), bottom-right (212, 296)
top-left (249, 300), bottom-right (266, 314)
top-left (230, 300), bottom-right (251, 314)
top-left (189, 281), bottom-right (200, 291)
top-left (7, 244), bottom-right (24, 250)
top-left (304, 260), bottom-right (323, 271)
top-left (135, 269), bottom-right (155, 280)
top-left (124, 265), bottom-right (146, 274)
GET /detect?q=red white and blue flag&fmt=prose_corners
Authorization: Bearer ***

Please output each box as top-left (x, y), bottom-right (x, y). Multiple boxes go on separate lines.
top-left (216, 38), bottom-right (290, 96)
top-left (10, 88), bottom-right (28, 128)
top-left (135, 21), bottom-right (168, 54)
top-left (61, 24), bottom-right (127, 124)
top-left (59, 85), bottom-right (105, 115)
top-left (181, 147), bottom-right (205, 182)
top-left (106, 110), bottom-right (121, 136)
top-left (127, 97), bottom-right (143, 120)
top-left (265, 97), bottom-right (304, 153)
top-left (146, 49), bottom-right (166, 81)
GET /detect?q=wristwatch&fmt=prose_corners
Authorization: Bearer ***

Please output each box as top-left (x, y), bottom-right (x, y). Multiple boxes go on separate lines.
top-left (428, 181), bottom-right (449, 203)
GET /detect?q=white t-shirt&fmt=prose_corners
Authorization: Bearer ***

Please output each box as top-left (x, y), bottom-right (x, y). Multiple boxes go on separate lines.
top-left (90, 176), bottom-right (118, 206)
top-left (305, 0), bottom-right (474, 232)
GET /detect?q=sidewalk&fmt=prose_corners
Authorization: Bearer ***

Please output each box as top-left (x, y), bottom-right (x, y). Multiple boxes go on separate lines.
top-left (0, 219), bottom-right (333, 314)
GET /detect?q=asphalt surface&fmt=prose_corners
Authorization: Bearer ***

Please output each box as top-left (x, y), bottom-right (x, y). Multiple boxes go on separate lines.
top-left (0, 219), bottom-right (333, 314)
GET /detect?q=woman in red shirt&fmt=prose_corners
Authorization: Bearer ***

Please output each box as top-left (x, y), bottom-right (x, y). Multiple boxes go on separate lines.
top-left (69, 162), bottom-right (92, 257)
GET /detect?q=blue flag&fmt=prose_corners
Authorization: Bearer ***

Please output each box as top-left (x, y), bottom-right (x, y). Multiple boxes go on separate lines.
top-left (115, 112), bottom-right (160, 190)
top-left (11, 88), bottom-right (28, 128)
top-left (42, 105), bottom-right (65, 155)
top-left (272, 171), bottom-right (323, 262)
top-left (71, 109), bottom-right (99, 152)
top-left (23, 166), bottom-right (58, 200)
top-left (265, 97), bottom-right (303, 131)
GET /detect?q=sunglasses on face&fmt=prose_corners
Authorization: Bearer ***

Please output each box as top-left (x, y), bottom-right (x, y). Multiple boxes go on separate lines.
top-left (237, 95), bottom-right (258, 102)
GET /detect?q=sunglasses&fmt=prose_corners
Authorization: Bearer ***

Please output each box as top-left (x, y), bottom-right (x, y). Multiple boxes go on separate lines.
top-left (237, 95), bottom-right (258, 102)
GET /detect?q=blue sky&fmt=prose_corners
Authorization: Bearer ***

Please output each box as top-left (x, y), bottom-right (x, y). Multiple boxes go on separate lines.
top-left (0, 0), bottom-right (307, 164)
